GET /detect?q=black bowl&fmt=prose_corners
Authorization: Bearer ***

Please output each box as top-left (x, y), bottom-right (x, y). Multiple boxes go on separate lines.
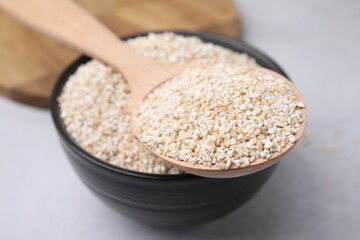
top-left (51, 31), bottom-right (289, 227)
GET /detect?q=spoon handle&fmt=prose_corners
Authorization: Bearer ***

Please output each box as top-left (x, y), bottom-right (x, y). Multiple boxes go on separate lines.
top-left (0, 0), bottom-right (164, 86)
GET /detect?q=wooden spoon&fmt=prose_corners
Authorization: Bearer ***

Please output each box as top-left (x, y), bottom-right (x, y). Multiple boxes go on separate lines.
top-left (0, 0), bottom-right (307, 178)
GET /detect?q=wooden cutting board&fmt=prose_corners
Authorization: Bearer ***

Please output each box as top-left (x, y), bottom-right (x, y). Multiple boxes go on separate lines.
top-left (0, 0), bottom-right (241, 108)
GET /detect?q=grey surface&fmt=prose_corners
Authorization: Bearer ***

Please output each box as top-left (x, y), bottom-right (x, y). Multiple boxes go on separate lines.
top-left (1, 0), bottom-right (360, 239)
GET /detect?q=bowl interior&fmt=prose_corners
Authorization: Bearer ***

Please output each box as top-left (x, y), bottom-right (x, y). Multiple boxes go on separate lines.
top-left (50, 31), bottom-right (289, 180)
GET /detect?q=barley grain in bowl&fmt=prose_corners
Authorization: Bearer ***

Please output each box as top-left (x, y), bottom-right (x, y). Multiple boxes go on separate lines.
top-left (51, 31), bottom-right (296, 227)
top-left (58, 32), bottom-right (257, 175)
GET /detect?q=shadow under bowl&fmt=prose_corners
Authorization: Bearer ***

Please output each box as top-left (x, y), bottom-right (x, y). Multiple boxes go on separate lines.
top-left (50, 31), bottom-right (289, 228)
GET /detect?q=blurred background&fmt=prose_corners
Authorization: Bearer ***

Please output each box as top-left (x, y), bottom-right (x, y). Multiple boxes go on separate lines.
top-left (1, 0), bottom-right (359, 239)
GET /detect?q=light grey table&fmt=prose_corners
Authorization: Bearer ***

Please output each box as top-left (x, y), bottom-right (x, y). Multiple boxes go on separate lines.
top-left (1, 0), bottom-right (359, 239)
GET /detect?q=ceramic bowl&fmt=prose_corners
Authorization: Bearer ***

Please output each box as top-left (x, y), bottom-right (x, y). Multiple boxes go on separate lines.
top-left (51, 31), bottom-right (289, 227)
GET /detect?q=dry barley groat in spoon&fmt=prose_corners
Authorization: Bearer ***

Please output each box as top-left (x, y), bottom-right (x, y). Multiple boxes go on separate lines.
top-left (135, 64), bottom-right (306, 175)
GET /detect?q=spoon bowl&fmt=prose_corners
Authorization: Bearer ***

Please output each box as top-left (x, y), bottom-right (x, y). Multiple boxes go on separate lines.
top-left (135, 67), bottom-right (307, 178)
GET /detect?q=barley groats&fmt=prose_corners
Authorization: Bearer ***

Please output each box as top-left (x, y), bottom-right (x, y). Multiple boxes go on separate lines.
top-left (59, 32), bottom-right (256, 174)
